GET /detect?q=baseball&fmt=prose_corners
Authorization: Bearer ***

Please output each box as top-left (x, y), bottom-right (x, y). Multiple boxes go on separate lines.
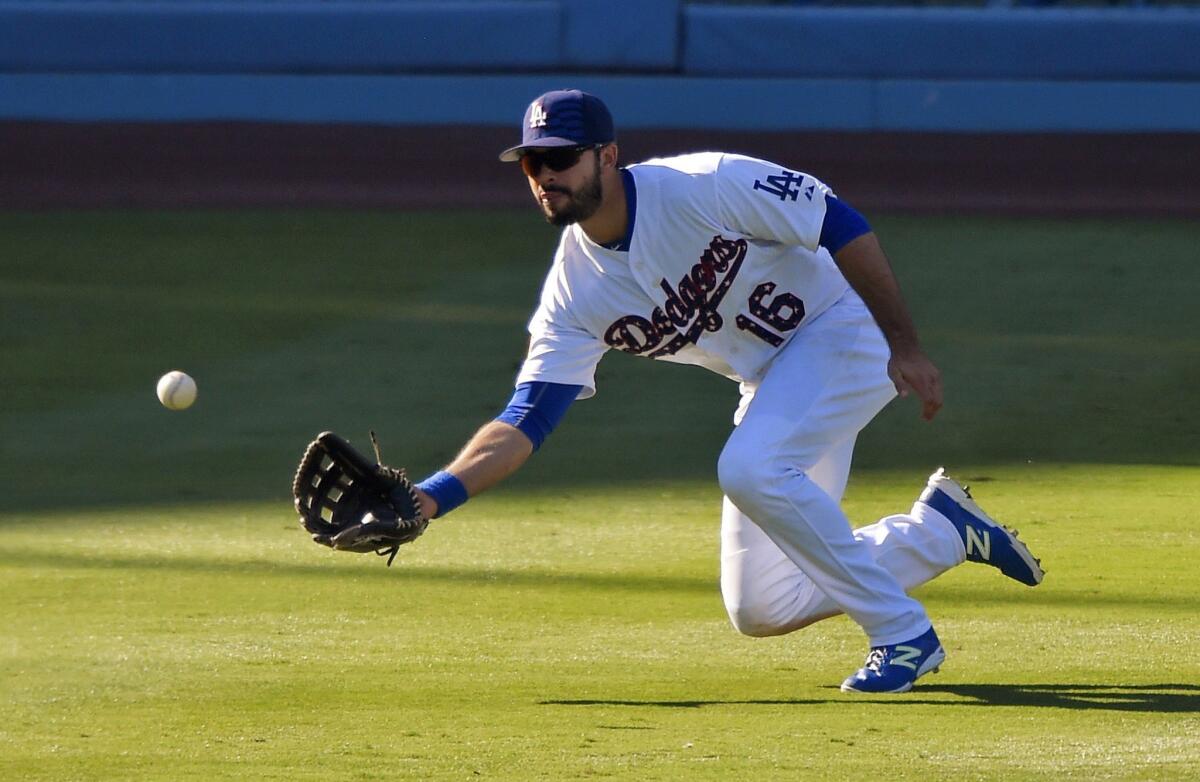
top-left (156, 370), bottom-right (197, 411)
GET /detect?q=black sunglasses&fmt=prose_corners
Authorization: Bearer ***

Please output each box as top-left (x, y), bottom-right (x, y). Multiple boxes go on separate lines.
top-left (520, 144), bottom-right (602, 176)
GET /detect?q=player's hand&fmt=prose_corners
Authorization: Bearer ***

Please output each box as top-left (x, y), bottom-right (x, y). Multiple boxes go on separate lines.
top-left (888, 349), bottom-right (943, 421)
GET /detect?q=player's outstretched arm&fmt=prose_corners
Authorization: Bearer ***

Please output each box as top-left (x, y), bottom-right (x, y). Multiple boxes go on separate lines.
top-left (832, 232), bottom-right (943, 421)
top-left (412, 380), bottom-right (581, 518)
top-left (413, 421), bottom-right (534, 518)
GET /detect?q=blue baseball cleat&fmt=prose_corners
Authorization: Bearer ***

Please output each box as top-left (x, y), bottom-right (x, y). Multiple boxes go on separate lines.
top-left (920, 468), bottom-right (1045, 587)
top-left (840, 626), bottom-right (945, 694)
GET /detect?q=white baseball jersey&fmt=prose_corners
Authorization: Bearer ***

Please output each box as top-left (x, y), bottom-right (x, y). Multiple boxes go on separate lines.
top-left (515, 150), bottom-right (956, 648)
top-left (516, 152), bottom-right (852, 398)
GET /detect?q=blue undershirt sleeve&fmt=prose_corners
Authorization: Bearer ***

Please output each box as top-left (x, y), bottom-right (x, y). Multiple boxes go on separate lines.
top-left (818, 194), bottom-right (872, 255)
top-left (495, 381), bottom-right (582, 451)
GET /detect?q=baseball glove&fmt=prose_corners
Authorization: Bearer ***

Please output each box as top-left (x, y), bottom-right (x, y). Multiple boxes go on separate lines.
top-left (292, 431), bottom-right (428, 566)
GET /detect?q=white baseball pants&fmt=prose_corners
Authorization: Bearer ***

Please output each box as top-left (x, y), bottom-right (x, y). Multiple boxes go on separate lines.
top-left (717, 292), bottom-right (964, 647)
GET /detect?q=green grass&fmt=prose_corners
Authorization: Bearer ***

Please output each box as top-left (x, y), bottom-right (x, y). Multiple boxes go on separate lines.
top-left (1, 210), bottom-right (1198, 780)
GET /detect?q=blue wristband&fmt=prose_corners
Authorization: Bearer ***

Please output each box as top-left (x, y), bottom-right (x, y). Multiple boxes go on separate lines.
top-left (416, 470), bottom-right (469, 519)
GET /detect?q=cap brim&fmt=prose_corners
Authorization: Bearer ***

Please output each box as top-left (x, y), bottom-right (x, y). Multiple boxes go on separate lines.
top-left (498, 136), bottom-right (581, 162)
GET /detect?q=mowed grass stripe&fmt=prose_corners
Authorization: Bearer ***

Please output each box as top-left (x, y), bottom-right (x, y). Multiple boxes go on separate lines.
top-left (1, 210), bottom-right (1198, 779)
top-left (2, 474), bottom-right (1198, 780)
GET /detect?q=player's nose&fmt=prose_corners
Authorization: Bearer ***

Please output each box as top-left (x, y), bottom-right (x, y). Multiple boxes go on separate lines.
top-left (535, 175), bottom-right (565, 197)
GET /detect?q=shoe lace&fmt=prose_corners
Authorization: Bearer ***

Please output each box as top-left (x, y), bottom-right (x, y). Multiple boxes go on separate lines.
top-left (864, 647), bottom-right (887, 673)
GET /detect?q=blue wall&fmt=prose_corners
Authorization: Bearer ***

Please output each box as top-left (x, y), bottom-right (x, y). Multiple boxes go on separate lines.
top-left (685, 7), bottom-right (1200, 80)
top-left (8, 73), bottom-right (1199, 133)
top-left (0, 1), bottom-right (1197, 131)
top-left (0, 2), bottom-right (566, 72)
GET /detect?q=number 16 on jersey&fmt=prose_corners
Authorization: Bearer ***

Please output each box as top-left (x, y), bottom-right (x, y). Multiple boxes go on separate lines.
top-left (736, 282), bottom-right (806, 347)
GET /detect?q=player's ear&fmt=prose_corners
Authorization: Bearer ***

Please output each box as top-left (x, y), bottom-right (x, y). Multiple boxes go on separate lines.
top-left (600, 143), bottom-right (619, 170)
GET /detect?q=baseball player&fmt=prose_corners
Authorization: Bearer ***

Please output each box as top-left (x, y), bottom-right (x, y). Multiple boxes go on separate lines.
top-left (397, 90), bottom-right (1044, 694)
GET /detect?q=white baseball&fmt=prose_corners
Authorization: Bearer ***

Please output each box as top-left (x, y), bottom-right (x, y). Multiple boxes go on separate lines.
top-left (156, 370), bottom-right (197, 411)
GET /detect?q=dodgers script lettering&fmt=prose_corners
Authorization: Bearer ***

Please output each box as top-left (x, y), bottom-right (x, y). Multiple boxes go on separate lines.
top-left (603, 236), bottom-right (748, 357)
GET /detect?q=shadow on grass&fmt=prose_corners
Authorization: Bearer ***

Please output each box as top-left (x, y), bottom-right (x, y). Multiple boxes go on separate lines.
top-left (1, 549), bottom-right (1195, 611)
top-left (0, 548), bottom-right (720, 594)
top-left (543, 684), bottom-right (1200, 713)
top-left (916, 683), bottom-right (1200, 712)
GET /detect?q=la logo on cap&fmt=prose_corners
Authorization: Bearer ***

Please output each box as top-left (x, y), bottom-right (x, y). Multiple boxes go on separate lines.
top-left (529, 100), bottom-right (548, 129)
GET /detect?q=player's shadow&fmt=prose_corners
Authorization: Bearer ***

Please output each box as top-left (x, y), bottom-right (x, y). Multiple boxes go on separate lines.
top-left (909, 683), bottom-right (1200, 712)
top-left (542, 684), bottom-right (1200, 714)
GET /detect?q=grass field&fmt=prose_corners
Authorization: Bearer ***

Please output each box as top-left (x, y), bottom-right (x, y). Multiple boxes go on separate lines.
top-left (2, 210), bottom-right (1198, 780)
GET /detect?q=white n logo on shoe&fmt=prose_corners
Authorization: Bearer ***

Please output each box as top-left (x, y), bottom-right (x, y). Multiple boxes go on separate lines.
top-left (892, 645), bottom-right (922, 670)
top-left (965, 526), bottom-right (991, 560)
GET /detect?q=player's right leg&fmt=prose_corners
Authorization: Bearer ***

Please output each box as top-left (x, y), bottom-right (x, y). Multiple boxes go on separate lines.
top-left (715, 293), bottom-right (927, 647)
top-left (720, 433), bottom-right (856, 637)
top-left (716, 292), bottom-right (948, 692)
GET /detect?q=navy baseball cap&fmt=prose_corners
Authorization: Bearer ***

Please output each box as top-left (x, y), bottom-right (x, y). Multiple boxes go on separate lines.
top-left (499, 89), bottom-right (615, 162)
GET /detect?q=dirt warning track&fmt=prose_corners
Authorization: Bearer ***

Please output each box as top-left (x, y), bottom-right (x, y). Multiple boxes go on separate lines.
top-left (1, 122), bottom-right (1196, 216)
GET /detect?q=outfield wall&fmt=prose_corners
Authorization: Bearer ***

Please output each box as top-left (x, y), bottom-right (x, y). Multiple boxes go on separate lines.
top-left (6, 72), bottom-right (1200, 133)
top-left (0, 1), bottom-right (1198, 132)
top-left (1, 1), bottom-right (1196, 212)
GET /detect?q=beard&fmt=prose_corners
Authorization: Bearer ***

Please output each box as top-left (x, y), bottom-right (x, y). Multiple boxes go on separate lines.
top-left (538, 154), bottom-right (603, 227)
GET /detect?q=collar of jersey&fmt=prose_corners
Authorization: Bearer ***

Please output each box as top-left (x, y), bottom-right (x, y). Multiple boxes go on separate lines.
top-left (598, 167), bottom-right (636, 253)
